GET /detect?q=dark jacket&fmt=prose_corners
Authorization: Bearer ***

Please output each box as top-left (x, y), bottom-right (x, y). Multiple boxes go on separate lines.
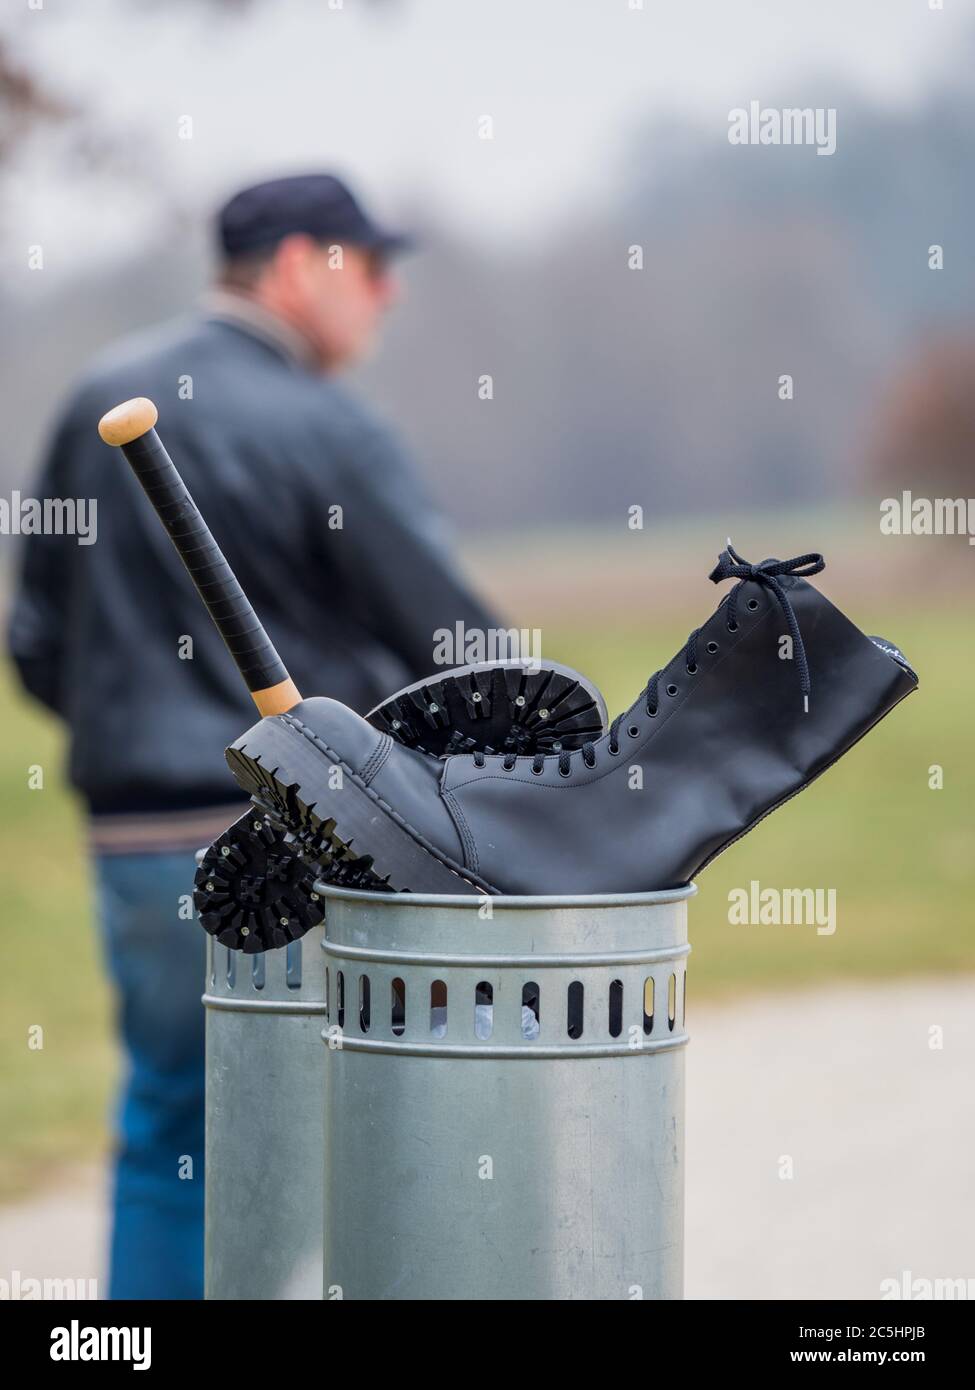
top-left (7, 311), bottom-right (498, 813)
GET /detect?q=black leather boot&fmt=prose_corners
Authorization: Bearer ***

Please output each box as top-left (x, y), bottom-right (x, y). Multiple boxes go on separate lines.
top-left (195, 657), bottom-right (607, 949)
top-left (223, 546), bottom-right (917, 903)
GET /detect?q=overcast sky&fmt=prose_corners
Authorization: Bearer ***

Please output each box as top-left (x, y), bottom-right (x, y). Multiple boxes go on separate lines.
top-left (6, 0), bottom-right (973, 278)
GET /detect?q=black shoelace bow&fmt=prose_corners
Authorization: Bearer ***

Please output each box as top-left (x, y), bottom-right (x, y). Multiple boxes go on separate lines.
top-left (472, 542), bottom-right (826, 777)
top-left (708, 543), bottom-right (825, 709)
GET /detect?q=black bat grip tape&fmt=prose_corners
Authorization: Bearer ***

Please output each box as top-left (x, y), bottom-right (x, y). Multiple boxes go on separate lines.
top-left (121, 429), bottom-right (289, 693)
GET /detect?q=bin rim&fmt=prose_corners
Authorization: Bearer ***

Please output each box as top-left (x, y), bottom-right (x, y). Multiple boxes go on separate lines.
top-left (314, 881), bottom-right (697, 910)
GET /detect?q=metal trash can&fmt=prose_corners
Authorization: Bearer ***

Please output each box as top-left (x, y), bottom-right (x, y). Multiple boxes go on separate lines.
top-left (321, 883), bottom-right (693, 1301)
top-left (203, 927), bottom-right (326, 1299)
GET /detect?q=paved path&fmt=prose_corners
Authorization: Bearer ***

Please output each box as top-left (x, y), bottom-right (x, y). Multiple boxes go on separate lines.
top-left (685, 977), bottom-right (975, 1298)
top-left (2, 978), bottom-right (973, 1300)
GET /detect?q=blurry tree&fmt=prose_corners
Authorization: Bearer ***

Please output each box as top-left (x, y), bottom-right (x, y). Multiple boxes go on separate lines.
top-left (867, 336), bottom-right (975, 494)
top-left (0, 38), bottom-right (72, 163)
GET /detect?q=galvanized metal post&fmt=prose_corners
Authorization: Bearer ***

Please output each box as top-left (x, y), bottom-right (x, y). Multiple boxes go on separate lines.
top-left (321, 884), bottom-right (693, 1301)
top-left (203, 928), bottom-right (326, 1299)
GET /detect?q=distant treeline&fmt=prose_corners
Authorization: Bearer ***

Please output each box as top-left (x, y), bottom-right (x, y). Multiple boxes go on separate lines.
top-left (3, 67), bottom-right (974, 547)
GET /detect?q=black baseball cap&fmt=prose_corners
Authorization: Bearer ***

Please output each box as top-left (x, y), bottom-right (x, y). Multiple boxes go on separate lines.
top-left (217, 173), bottom-right (412, 259)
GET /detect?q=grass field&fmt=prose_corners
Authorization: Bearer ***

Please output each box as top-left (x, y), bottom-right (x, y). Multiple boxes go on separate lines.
top-left (1, 600), bottom-right (972, 1200)
top-left (0, 669), bottom-right (116, 1200)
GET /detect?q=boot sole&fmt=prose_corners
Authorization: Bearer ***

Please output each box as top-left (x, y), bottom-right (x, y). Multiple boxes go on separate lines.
top-left (193, 809), bottom-right (328, 953)
top-left (367, 659), bottom-right (606, 758)
top-left (226, 714), bottom-right (495, 897)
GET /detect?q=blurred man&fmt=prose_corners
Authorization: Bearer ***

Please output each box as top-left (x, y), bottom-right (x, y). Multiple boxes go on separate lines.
top-left (7, 173), bottom-right (499, 1299)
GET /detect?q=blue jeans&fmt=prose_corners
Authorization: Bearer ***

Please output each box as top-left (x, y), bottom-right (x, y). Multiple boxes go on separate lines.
top-left (95, 851), bottom-right (206, 1299)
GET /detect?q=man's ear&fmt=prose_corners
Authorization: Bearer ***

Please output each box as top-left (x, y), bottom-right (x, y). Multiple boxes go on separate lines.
top-left (265, 233), bottom-right (316, 295)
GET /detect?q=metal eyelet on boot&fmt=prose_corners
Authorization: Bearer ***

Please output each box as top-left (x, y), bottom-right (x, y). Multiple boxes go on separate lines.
top-left (686, 664), bottom-right (698, 675)
top-left (747, 598), bottom-right (759, 610)
top-left (706, 641), bottom-right (719, 654)
top-left (608, 742), bottom-right (621, 754)
top-left (727, 622), bottom-right (739, 633)
top-left (666, 683), bottom-right (679, 697)
top-left (628, 725), bottom-right (640, 738)
top-left (558, 765), bottom-right (572, 777)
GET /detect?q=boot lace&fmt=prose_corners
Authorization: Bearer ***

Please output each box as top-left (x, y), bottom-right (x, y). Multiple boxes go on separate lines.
top-left (472, 544), bottom-right (825, 777)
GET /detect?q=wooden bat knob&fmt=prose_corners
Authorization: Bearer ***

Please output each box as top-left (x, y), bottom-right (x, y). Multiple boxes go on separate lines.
top-left (98, 397), bottom-right (159, 446)
top-left (99, 395), bottom-right (302, 714)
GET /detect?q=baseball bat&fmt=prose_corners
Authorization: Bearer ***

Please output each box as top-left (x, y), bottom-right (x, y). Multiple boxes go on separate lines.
top-left (97, 397), bottom-right (301, 717)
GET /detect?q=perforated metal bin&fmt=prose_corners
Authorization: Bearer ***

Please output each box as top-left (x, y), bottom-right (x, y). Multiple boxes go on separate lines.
top-left (203, 928), bottom-right (326, 1299)
top-left (321, 883), bottom-right (694, 1302)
